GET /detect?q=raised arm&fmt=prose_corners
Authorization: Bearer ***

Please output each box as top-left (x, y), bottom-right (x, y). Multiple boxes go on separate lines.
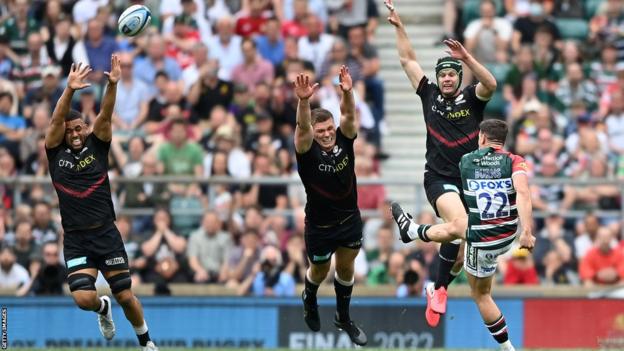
top-left (293, 74), bottom-right (319, 154)
top-left (93, 54), bottom-right (121, 142)
top-left (338, 65), bottom-right (357, 138)
top-left (46, 63), bottom-right (92, 149)
top-left (443, 39), bottom-right (497, 100)
top-left (385, 0), bottom-right (425, 90)
top-left (513, 172), bottom-right (536, 251)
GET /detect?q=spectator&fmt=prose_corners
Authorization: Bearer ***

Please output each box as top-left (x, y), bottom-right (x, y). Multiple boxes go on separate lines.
top-left (23, 65), bottom-right (63, 119)
top-left (525, 128), bottom-right (567, 175)
top-left (30, 241), bottom-right (65, 295)
top-left (113, 52), bottom-right (150, 130)
top-left (464, 0), bottom-right (513, 64)
top-left (319, 38), bottom-right (364, 97)
top-left (511, 0), bottom-right (561, 52)
top-left (282, 0), bottom-right (327, 24)
top-left (0, 92), bottom-right (26, 156)
top-left (75, 18), bottom-right (118, 84)
top-left (181, 43), bottom-right (209, 94)
top-left (504, 46), bottom-right (543, 107)
top-left (579, 227), bottom-right (624, 286)
top-left (11, 221), bottom-right (40, 279)
top-left (223, 229), bottom-right (261, 289)
top-left (235, 0), bottom-right (268, 38)
top-left (188, 59), bottom-right (234, 126)
top-left (591, 42), bottom-right (619, 95)
top-left (281, 0), bottom-right (308, 38)
top-left (111, 136), bottom-right (146, 178)
top-left (330, 0), bottom-right (379, 40)
top-left (140, 208), bottom-right (189, 285)
top-left (247, 245), bottom-right (295, 296)
top-left (531, 153), bottom-right (576, 212)
top-left (134, 34), bottom-right (182, 92)
top-left (72, 0), bottom-right (107, 27)
top-left (575, 212), bottom-right (601, 260)
top-left (396, 257), bottom-right (427, 297)
top-left (0, 0), bottom-right (39, 59)
top-left (362, 200), bottom-right (399, 251)
top-left (11, 32), bottom-right (50, 97)
top-left (121, 153), bottom-right (170, 209)
top-left (157, 118), bottom-right (204, 176)
top-left (19, 105), bottom-right (49, 165)
top-left (45, 16), bottom-right (87, 77)
top-left (166, 14), bottom-right (202, 70)
top-left (116, 216), bottom-right (145, 286)
top-left (533, 213), bottom-right (576, 284)
top-left (231, 38), bottom-right (274, 94)
top-left (162, 0), bottom-right (212, 43)
top-left (254, 17), bottom-right (284, 67)
top-left (366, 225), bottom-right (396, 285)
top-left (554, 63), bottom-right (599, 114)
top-left (588, 0), bottom-right (624, 54)
top-left (203, 124), bottom-right (251, 179)
top-left (242, 153), bottom-right (288, 209)
top-left (187, 211), bottom-right (232, 283)
top-left (605, 89), bottom-right (624, 157)
top-left (283, 233), bottom-right (307, 283)
top-left (31, 202), bottom-right (59, 245)
top-left (298, 15), bottom-right (334, 74)
top-left (355, 155), bottom-right (385, 211)
top-left (205, 16), bottom-right (243, 81)
top-left (0, 244), bottom-right (30, 296)
top-left (573, 156), bottom-right (620, 210)
top-left (503, 248), bottom-right (540, 285)
top-left (599, 63), bottom-right (624, 118)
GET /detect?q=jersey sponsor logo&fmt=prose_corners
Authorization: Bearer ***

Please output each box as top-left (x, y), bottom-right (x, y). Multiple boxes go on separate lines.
top-left (454, 93), bottom-right (466, 105)
top-left (318, 155), bottom-right (349, 173)
top-left (66, 256), bottom-right (87, 268)
top-left (467, 178), bottom-right (513, 192)
top-left (105, 257), bottom-right (126, 266)
top-left (446, 108), bottom-right (471, 120)
top-left (58, 154), bottom-right (96, 171)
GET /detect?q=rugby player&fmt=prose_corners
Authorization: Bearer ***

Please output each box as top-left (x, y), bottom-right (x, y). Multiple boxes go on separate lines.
top-left (294, 66), bottom-right (367, 346)
top-left (385, 0), bottom-right (498, 326)
top-left (45, 57), bottom-right (158, 351)
top-left (392, 119), bottom-right (535, 351)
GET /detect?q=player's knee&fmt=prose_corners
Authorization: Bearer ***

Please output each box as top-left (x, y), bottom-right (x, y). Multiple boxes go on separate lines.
top-left (106, 272), bottom-right (132, 295)
top-left (68, 273), bottom-right (96, 293)
top-left (471, 284), bottom-right (491, 300)
top-left (114, 289), bottom-right (136, 308)
top-left (335, 265), bottom-right (354, 282)
top-left (309, 263), bottom-right (330, 281)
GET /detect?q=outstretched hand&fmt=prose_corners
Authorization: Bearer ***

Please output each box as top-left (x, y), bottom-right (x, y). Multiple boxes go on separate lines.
top-left (104, 54), bottom-right (121, 84)
top-left (293, 73), bottom-right (319, 100)
top-left (444, 38), bottom-right (470, 61)
top-left (338, 65), bottom-right (352, 93)
top-left (385, 0), bottom-right (402, 27)
top-left (67, 63), bottom-right (92, 91)
top-left (519, 229), bottom-right (536, 251)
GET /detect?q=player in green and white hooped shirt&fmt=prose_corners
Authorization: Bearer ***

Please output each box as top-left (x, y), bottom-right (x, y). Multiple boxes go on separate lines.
top-left (391, 120), bottom-right (535, 351)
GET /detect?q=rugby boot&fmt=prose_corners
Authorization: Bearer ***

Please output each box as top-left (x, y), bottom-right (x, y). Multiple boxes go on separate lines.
top-left (141, 341), bottom-right (159, 351)
top-left (97, 295), bottom-right (115, 340)
top-left (391, 202), bottom-right (416, 243)
top-left (333, 315), bottom-right (367, 346)
top-left (302, 290), bottom-right (321, 331)
top-left (431, 285), bottom-right (448, 314)
top-left (425, 282), bottom-right (441, 327)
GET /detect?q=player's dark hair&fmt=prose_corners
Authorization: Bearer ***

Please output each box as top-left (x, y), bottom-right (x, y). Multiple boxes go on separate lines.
top-left (65, 109), bottom-right (84, 122)
top-left (479, 119), bottom-right (508, 145)
top-left (311, 108), bottom-right (334, 125)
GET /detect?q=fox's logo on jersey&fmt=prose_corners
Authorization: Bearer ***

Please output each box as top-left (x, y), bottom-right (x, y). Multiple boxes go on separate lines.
top-left (467, 178), bottom-right (513, 192)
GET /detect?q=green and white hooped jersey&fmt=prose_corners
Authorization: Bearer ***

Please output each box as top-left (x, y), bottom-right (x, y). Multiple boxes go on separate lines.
top-left (460, 147), bottom-right (528, 249)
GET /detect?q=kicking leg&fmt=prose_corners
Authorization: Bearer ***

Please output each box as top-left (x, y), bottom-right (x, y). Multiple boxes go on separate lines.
top-left (68, 269), bottom-right (115, 340)
top-left (302, 259), bottom-right (330, 332)
top-left (468, 273), bottom-right (515, 351)
top-left (333, 247), bottom-right (367, 346)
top-left (105, 270), bottom-right (158, 350)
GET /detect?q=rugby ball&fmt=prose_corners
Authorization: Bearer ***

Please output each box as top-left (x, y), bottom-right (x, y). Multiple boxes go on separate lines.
top-left (118, 5), bottom-right (151, 37)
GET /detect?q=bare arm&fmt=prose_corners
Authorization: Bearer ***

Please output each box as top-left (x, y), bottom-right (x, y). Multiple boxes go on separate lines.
top-left (513, 172), bottom-right (536, 250)
top-left (141, 231), bottom-right (164, 257)
top-left (162, 228), bottom-right (187, 253)
top-left (443, 39), bottom-right (497, 99)
top-left (46, 63), bottom-right (92, 149)
top-left (293, 74), bottom-right (318, 154)
top-left (338, 65), bottom-right (357, 138)
top-left (385, 0), bottom-right (425, 90)
top-left (93, 55), bottom-right (121, 142)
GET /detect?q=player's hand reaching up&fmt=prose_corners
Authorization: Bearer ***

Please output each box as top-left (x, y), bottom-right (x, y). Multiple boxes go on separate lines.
top-left (104, 54), bottom-right (121, 84)
top-left (338, 65), bottom-right (353, 93)
top-left (293, 73), bottom-right (319, 100)
top-left (385, 0), bottom-right (403, 28)
top-left (444, 39), bottom-right (471, 61)
top-left (67, 63), bottom-right (92, 91)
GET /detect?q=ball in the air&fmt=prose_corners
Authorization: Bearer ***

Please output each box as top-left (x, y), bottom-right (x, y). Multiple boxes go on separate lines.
top-left (118, 5), bottom-right (151, 37)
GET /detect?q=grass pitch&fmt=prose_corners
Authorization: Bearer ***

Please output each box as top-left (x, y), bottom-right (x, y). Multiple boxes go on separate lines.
top-left (10, 349), bottom-right (599, 351)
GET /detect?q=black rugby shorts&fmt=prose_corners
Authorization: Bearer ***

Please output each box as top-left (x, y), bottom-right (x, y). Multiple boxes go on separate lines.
top-left (424, 172), bottom-right (468, 218)
top-left (63, 222), bottom-right (129, 274)
top-left (304, 213), bottom-right (363, 264)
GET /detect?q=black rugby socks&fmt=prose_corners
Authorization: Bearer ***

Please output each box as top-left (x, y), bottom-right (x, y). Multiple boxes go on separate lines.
top-left (435, 242), bottom-right (460, 289)
top-left (486, 314), bottom-right (509, 344)
top-left (334, 273), bottom-right (354, 322)
top-left (134, 321), bottom-right (151, 346)
top-left (304, 270), bottom-right (320, 305)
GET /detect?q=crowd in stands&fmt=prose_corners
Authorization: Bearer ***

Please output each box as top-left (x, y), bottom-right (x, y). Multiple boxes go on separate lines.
top-left (0, 0), bottom-right (623, 298)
